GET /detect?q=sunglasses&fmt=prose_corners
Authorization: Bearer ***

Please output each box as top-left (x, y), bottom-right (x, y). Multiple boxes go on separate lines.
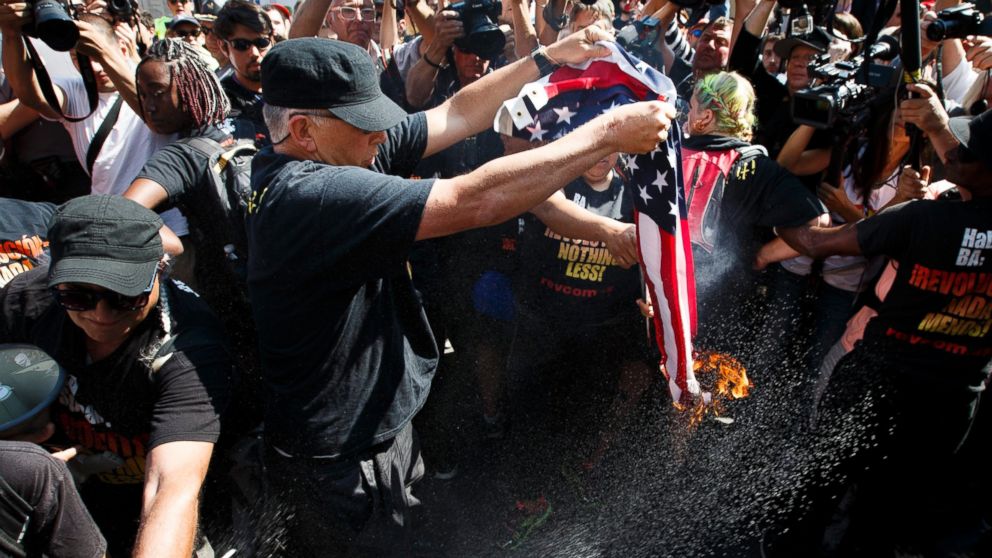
top-left (173, 28), bottom-right (201, 38)
top-left (167, 0), bottom-right (193, 4)
top-left (227, 37), bottom-right (272, 51)
top-left (331, 6), bottom-right (377, 21)
top-left (51, 271), bottom-right (158, 313)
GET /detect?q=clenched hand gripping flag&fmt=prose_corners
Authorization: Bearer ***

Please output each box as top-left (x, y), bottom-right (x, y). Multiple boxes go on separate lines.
top-left (494, 43), bottom-right (700, 405)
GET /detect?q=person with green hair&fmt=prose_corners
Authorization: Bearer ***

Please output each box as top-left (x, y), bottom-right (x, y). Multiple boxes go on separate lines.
top-left (678, 70), bottom-right (825, 368)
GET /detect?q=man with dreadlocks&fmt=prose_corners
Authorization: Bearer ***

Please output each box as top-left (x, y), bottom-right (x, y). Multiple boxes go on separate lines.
top-left (0, 196), bottom-right (233, 558)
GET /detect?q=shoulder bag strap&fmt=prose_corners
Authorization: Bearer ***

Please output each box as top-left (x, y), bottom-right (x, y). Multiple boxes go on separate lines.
top-left (85, 96), bottom-right (124, 176)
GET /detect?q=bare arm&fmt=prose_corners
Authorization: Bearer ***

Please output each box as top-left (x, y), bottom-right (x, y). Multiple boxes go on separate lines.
top-left (742, 0), bottom-right (775, 40)
top-left (380, 0), bottom-right (399, 52)
top-left (417, 100), bottom-right (674, 240)
top-left (538, 0), bottom-right (565, 46)
top-left (753, 236), bottom-right (801, 269)
top-left (1, 31), bottom-right (68, 119)
top-left (0, 98), bottom-right (39, 140)
top-left (423, 26), bottom-right (613, 157)
top-left (532, 191), bottom-right (639, 267)
top-left (132, 441), bottom-right (213, 558)
top-left (777, 220), bottom-right (862, 260)
top-left (776, 125), bottom-right (830, 176)
top-left (288, 0), bottom-right (332, 38)
top-left (509, 0), bottom-right (539, 58)
top-left (405, 0), bottom-right (438, 47)
top-left (731, 0), bottom-right (758, 51)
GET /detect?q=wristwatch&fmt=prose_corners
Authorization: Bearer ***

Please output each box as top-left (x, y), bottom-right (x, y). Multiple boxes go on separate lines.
top-left (531, 47), bottom-right (561, 77)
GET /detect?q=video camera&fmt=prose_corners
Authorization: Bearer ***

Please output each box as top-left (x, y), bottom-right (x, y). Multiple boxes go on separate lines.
top-left (925, 3), bottom-right (992, 41)
top-left (449, 0), bottom-right (505, 59)
top-left (791, 34), bottom-right (901, 129)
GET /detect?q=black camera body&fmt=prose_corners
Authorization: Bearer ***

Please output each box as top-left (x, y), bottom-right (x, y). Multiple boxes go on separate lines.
top-left (23, 0), bottom-right (79, 51)
top-left (926, 3), bottom-right (992, 41)
top-left (107, 0), bottom-right (136, 22)
top-left (449, 0), bottom-right (505, 59)
top-left (791, 42), bottom-right (900, 129)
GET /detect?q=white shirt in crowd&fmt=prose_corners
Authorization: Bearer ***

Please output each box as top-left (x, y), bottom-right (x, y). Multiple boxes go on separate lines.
top-left (51, 75), bottom-right (188, 236)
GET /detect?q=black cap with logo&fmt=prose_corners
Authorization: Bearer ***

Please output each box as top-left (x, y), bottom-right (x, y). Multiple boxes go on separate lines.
top-left (261, 38), bottom-right (408, 132)
top-left (47, 196), bottom-right (164, 297)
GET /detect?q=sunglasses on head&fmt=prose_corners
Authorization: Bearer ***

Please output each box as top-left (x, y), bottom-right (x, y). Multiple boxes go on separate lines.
top-left (227, 37), bottom-right (272, 51)
top-left (51, 271), bottom-right (158, 313)
top-left (173, 28), bottom-right (201, 38)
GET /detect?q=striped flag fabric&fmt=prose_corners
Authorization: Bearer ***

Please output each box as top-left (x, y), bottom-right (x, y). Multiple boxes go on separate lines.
top-left (493, 43), bottom-right (700, 405)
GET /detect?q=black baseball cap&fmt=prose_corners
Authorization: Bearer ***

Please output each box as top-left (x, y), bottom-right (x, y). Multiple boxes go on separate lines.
top-left (0, 345), bottom-right (65, 435)
top-left (169, 14), bottom-right (201, 29)
top-left (949, 109), bottom-right (992, 169)
top-left (261, 38), bottom-right (407, 132)
top-left (47, 196), bottom-right (164, 297)
top-left (775, 26), bottom-right (832, 60)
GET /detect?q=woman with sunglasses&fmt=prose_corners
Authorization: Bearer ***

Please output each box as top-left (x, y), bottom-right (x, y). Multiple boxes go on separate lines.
top-left (0, 195), bottom-right (232, 558)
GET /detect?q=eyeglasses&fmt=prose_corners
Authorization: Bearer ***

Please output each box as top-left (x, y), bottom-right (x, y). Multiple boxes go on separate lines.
top-left (51, 271), bottom-right (158, 313)
top-left (173, 28), bottom-right (201, 39)
top-left (331, 6), bottom-right (377, 21)
top-left (227, 37), bottom-right (273, 51)
top-left (271, 111), bottom-right (338, 145)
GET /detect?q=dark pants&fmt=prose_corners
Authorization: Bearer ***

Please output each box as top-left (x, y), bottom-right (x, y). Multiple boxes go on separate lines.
top-left (767, 340), bottom-right (984, 556)
top-left (263, 423), bottom-right (425, 557)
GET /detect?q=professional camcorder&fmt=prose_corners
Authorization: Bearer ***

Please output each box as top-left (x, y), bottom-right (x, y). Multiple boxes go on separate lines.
top-left (791, 34), bottom-right (901, 129)
top-left (926, 3), bottom-right (992, 41)
top-left (449, 0), bottom-right (505, 59)
top-left (22, 0), bottom-right (79, 51)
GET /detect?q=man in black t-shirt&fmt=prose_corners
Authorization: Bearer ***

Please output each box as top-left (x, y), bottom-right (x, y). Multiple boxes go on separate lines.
top-left (0, 196), bottom-right (232, 558)
top-left (214, 0), bottom-right (273, 146)
top-left (776, 111), bottom-right (992, 554)
top-left (250, 31), bottom-right (674, 553)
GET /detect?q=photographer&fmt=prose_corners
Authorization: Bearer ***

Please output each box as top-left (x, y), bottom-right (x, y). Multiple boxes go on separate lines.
top-left (728, 0), bottom-right (834, 160)
top-left (0, 11), bottom-right (188, 238)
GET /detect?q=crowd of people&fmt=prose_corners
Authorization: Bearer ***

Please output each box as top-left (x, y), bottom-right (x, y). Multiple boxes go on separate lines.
top-left (1, 0), bottom-right (991, 555)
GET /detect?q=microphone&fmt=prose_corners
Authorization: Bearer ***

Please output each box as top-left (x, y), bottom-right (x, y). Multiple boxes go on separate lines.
top-left (867, 34), bottom-right (902, 61)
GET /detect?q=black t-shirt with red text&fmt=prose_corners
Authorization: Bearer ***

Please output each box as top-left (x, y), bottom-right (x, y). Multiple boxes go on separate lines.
top-left (0, 199), bottom-right (55, 289)
top-left (517, 174), bottom-right (641, 326)
top-left (857, 198), bottom-right (992, 383)
top-left (0, 267), bottom-right (232, 486)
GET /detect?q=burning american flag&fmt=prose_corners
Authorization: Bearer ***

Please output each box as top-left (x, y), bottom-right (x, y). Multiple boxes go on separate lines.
top-left (494, 42), bottom-right (701, 406)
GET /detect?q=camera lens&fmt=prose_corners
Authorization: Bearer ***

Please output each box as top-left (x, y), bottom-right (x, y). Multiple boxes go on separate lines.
top-left (32, 0), bottom-right (79, 51)
top-left (926, 20), bottom-right (949, 42)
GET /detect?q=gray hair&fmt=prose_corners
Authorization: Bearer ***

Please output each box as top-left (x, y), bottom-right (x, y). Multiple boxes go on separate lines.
top-left (263, 104), bottom-right (330, 144)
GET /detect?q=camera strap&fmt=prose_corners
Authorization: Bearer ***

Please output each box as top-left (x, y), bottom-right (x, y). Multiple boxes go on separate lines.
top-left (86, 96), bottom-right (124, 176)
top-left (22, 37), bottom-right (99, 123)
